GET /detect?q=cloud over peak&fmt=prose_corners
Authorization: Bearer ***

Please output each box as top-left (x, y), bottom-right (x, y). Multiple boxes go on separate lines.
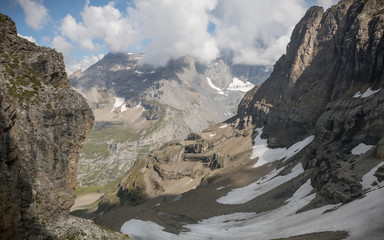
top-left (212, 0), bottom-right (307, 66)
top-left (131, 0), bottom-right (219, 66)
top-left (60, 3), bottom-right (136, 52)
top-left (52, 0), bottom-right (340, 73)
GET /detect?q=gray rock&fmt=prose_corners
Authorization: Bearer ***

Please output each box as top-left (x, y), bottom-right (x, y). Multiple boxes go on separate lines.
top-left (238, 0), bottom-right (384, 203)
top-left (0, 13), bottom-right (127, 239)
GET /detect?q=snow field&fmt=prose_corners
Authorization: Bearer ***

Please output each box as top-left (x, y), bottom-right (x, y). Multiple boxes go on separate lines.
top-left (217, 163), bottom-right (304, 204)
top-left (121, 180), bottom-right (384, 240)
top-left (206, 77), bottom-right (225, 95)
top-left (252, 128), bottom-right (314, 168)
top-left (361, 161), bottom-right (384, 190)
top-left (351, 143), bottom-right (374, 155)
top-left (111, 97), bottom-right (127, 113)
top-left (227, 77), bottom-right (255, 92)
top-left (353, 87), bottom-right (381, 98)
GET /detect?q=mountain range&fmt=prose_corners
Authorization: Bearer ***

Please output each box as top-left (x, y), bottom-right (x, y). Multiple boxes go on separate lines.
top-left (92, 0), bottom-right (384, 239)
top-left (1, 0), bottom-right (384, 239)
top-left (70, 52), bottom-right (269, 188)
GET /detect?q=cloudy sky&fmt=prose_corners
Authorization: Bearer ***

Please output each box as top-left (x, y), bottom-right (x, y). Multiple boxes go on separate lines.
top-left (2, 0), bottom-right (339, 74)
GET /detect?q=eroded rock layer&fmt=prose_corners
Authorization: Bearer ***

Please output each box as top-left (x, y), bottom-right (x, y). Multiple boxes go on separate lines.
top-left (0, 13), bottom-right (129, 239)
top-left (238, 0), bottom-right (384, 203)
top-left (112, 0), bottom-right (384, 218)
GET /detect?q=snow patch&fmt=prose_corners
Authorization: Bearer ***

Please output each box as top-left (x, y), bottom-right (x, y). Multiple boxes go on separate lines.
top-left (121, 180), bottom-right (384, 240)
top-left (216, 185), bottom-right (230, 190)
top-left (353, 87), bottom-right (381, 98)
top-left (252, 128), bottom-right (314, 168)
top-left (361, 161), bottom-right (384, 190)
top-left (210, 133), bottom-right (216, 137)
top-left (351, 143), bottom-right (374, 155)
top-left (217, 163), bottom-right (304, 204)
top-left (192, 182), bottom-right (200, 190)
top-left (227, 77), bottom-right (255, 92)
top-left (121, 220), bottom-right (174, 239)
top-left (172, 195), bottom-right (182, 202)
top-left (111, 97), bottom-right (126, 113)
top-left (121, 104), bottom-right (127, 112)
top-left (133, 102), bottom-right (142, 110)
top-left (219, 124), bottom-right (228, 129)
top-left (186, 178), bottom-right (194, 185)
top-left (206, 77), bottom-right (224, 95)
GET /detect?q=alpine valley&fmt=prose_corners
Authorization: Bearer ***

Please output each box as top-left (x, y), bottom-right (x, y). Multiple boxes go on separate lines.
top-left (0, 0), bottom-right (384, 239)
top-left (70, 52), bottom-right (269, 188)
top-left (92, 0), bottom-right (384, 239)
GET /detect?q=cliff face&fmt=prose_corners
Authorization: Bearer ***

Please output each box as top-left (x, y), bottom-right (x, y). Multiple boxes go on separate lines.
top-left (0, 14), bottom-right (127, 239)
top-left (239, 0), bottom-right (384, 202)
top-left (102, 2), bottom-right (384, 237)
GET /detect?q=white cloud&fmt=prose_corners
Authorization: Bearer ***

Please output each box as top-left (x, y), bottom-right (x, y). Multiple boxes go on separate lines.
top-left (317, 0), bottom-right (339, 9)
top-left (58, 0), bottom-right (218, 67)
top-left (66, 54), bottom-right (104, 74)
top-left (52, 36), bottom-right (73, 59)
top-left (16, 0), bottom-right (48, 30)
top-left (51, 35), bottom-right (78, 74)
top-left (54, 0), bottom-right (321, 69)
top-left (212, 0), bottom-right (307, 66)
top-left (129, 0), bottom-right (219, 66)
top-left (18, 33), bottom-right (37, 44)
top-left (60, 2), bottom-right (136, 52)
top-left (52, 35), bottom-right (104, 74)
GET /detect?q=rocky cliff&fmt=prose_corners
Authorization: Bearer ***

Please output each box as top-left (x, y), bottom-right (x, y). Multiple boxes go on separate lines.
top-left (239, 0), bottom-right (384, 203)
top-left (95, 1), bottom-right (384, 238)
top-left (0, 14), bottom-right (128, 239)
top-left (114, 0), bottom-right (384, 208)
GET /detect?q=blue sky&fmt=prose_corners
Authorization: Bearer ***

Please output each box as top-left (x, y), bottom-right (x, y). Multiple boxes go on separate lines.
top-left (1, 0), bottom-right (338, 74)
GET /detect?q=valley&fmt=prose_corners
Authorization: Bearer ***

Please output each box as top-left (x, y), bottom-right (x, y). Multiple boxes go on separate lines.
top-left (81, 1), bottom-right (384, 239)
top-left (71, 53), bottom-right (269, 189)
top-left (1, 0), bottom-right (384, 239)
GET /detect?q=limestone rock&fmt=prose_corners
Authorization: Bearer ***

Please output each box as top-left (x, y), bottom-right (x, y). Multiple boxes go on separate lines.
top-left (238, 0), bottom-right (384, 203)
top-left (374, 166), bottom-right (384, 182)
top-left (0, 13), bottom-right (127, 239)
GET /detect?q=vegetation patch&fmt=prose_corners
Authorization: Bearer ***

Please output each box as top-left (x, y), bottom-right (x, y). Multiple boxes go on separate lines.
top-left (87, 122), bottom-right (141, 143)
top-left (117, 159), bottom-right (147, 206)
top-left (75, 185), bottom-right (106, 196)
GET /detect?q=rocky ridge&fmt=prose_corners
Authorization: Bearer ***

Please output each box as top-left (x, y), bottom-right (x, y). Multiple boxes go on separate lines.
top-left (239, 0), bottom-right (384, 203)
top-left (0, 13), bottom-right (128, 239)
top-left (95, 1), bottom-right (384, 238)
top-left (70, 51), bottom-right (269, 188)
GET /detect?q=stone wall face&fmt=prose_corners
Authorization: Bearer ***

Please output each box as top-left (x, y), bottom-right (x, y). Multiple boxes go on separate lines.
top-left (0, 13), bottom-right (95, 239)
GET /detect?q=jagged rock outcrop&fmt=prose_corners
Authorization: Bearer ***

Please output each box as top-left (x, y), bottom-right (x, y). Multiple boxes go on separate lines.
top-left (108, 120), bottom-right (251, 207)
top-left (71, 50), bottom-right (266, 188)
top-left (112, 0), bottom-right (384, 211)
top-left (238, 0), bottom-right (384, 203)
top-left (0, 13), bottom-right (128, 239)
top-left (93, 1), bottom-right (383, 238)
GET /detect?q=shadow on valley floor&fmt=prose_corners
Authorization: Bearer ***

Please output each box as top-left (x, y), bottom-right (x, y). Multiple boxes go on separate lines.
top-left (74, 160), bottom-right (317, 235)
top-left (272, 231), bottom-right (349, 240)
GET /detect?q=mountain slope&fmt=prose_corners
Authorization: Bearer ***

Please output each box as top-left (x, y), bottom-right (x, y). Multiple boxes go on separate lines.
top-left (0, 13), bottom-right (128, 239)
top-left (71, 53), bottom-right (268, 187)
top-left (93, 1), bottom-right (384, 239)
